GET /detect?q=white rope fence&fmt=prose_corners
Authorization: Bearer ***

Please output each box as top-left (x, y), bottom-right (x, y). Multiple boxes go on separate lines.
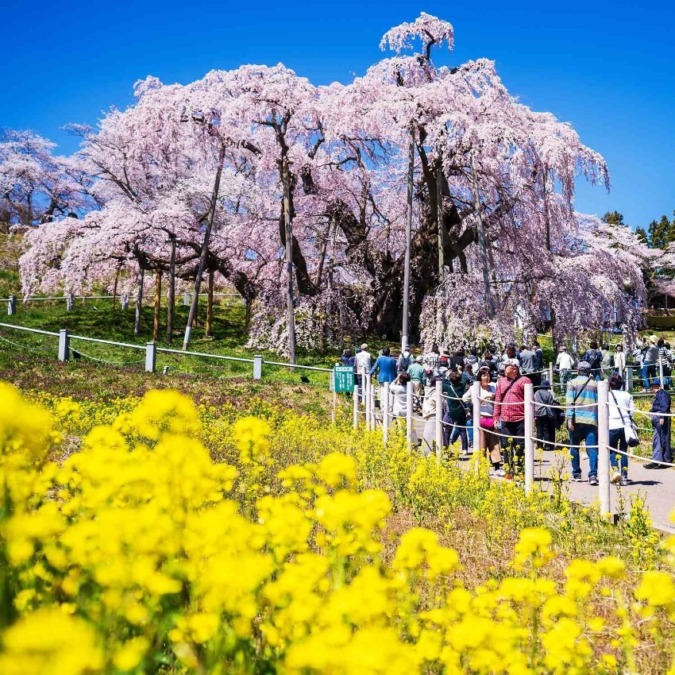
top-left (352, 372), bottom-right (674, 517)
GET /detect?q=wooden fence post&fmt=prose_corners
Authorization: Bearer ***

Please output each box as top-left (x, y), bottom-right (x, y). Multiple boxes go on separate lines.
top-left (597, 379), bottom-right (611, 517)
top-left (435, 379), bottom-right (443, 462)
top-left (524, 381), bottom-right (534, 495)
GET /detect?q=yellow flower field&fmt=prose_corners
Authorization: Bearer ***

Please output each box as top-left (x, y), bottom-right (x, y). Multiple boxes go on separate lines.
top-left (0, 381), bottom-right (673, 674)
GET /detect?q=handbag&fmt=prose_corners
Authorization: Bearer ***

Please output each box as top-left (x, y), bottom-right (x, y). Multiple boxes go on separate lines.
top-left (480, 416), bottom-right (495, 430)
top-left (610, 391), bottom-right (639, 448)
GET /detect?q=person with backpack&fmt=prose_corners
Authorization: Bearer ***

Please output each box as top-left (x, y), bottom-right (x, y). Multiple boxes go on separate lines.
top-left (534, 380), bottom-right (559, 451)
top-left (397, 349), bottom-right (412, 374)
top-left (565, 361), bottom-right (599, 484)
top-left (583, 341), bottom-right (603, 381)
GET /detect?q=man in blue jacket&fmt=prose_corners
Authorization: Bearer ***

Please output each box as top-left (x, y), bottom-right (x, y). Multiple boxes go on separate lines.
top-left (370, 347), bottom-right (398, 384)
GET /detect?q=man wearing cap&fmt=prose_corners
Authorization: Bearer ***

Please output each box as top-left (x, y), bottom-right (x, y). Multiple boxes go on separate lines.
top-left (493, 359), bottom-right (532, 477)
top-left (565, 361), bottom-right (599, 484)
top-left (354, 343), bottom-right (371, 397)
top-left (407, 355), bottom-right (425, 411)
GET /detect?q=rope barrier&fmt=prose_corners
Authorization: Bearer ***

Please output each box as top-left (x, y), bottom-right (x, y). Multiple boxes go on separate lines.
top-left (602, 445), bottom-right (675, 468)
top-left (74, 349), bottom-right (145, 367)
top-left (0, 333), bottom-right (54, 356)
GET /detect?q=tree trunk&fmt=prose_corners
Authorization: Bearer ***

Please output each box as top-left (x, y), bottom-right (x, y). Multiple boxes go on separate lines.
top-left (283, 161), bottom-right (297, 364)
top-left (153, 269), bottom-right (162, 342)
top-left (471, 153), bottom-right (495, 318)
top-left (167, 235), bottom-right (176, 343)
top-left (134, 267), bottom-right (145, 337)
top-left (402, 129), bottom-right (415, 351)
top-left (112, 265), bottom-right (120, 310)
top-left (183, 145), bottom-right (225, 350)
top-left (205, 270), bottom-right (214, 338)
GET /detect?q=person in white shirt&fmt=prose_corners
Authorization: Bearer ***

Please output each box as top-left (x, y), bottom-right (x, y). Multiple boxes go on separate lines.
top-left (607, 373), bottom-right (634, 486)
top-left (388, 372), bottom-right (410, 419)
top-left (613, 344), bottom-right (626, 377)
top-left (555, 346), bottom-right (574, 390)
top-left (354, 343), bottom-right (372, 397)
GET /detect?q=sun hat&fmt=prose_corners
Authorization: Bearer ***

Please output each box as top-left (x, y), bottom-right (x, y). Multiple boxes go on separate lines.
top-left (577, 360), bottom-right (592, 373)
top-left (361, 343), bottom-right (369, 350)
top-left (649, 335), bottom-right (658, 344)
top-left (503, 358), bottom-right (520, 367)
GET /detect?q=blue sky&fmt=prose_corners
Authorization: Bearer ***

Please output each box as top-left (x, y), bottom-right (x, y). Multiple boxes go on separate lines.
top-left (2, 0), bottom-right (673, 229)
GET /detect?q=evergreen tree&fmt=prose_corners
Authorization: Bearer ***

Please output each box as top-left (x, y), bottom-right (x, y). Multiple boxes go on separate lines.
top-left (635, 226), bottom-right (649, 245)
top-left (602, 211), bottom-right (625, 227)
top-left (648, 215), bottom-right (672, 249)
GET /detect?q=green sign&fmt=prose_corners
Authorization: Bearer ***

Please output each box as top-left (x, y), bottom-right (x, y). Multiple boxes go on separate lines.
top-left (333, 365), bottom-right (355, 393)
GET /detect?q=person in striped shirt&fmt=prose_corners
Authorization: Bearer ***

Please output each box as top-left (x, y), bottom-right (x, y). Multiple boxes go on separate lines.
top-left (565, 361), bottom-right (599, 484)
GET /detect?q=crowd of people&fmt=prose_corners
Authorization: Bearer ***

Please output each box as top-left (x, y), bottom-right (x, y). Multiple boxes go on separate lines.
top-left (340, 337), bottom-right (674, 486)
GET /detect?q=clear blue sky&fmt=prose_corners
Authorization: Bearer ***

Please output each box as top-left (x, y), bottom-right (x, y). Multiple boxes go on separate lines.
top-left (2, 0), bottom-right (673, 229)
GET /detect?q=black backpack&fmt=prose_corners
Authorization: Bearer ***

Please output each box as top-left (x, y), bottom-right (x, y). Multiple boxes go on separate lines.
top-left (586, 349), bottom-right (602, 370)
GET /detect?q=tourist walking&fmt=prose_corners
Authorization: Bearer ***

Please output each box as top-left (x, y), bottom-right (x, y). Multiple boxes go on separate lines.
top-left (407, 356), bottom-right (425, 411)
top-left (641, 335), bottom-right (659, 391)
top-left (443, 370), bottom-right (468, 454)
top-left (354, 343), bottom-right (371, 397)
top-left (645, 383), bottom-right (672, 469)
top-left (422, 371), bottom-right (443, 456)
top-left (340, 348), bottom-right (355, 368)
top-left (613, 344), bottom-right (626, 378)
top-left (397, 348), bottom-right (412, 374)
top-left (476, 366), bottom-right (504, 475)
top-left (534, 380), bottom-right (558, 451)
top-left (565, 361), bottom-right (599, 484)
top-left (607, 374), bottom-right (634, 485)
top-left (519, 344), bottom-right (536, 384)
top-left (583, 341), bottom-right (603, 381)
top-left (389, 372), bottom-right (411, 419)
top-left (493, 359), bottom-right (531, 476)
top-left (556, 346), bottom-right (574, 391)
top-left (370, 347), bottom-right (397, 385)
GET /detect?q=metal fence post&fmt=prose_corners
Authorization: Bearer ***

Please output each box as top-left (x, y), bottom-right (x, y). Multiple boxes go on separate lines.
top-left (659, 358), bottom-right (665, 387)
top-left (183, 291), bottom-right (190, 306)
top-left (145, 342), bottom-right (156, 373)
top-left (58, 329), bottom-right (69, 362)
top-left (121, 294), bottom-right (129, 310)
top-left (365, 373), bottom-right (371, 431)
top-left (472, 381), bottom-right (481, 456)
top-left (548, 362), bottom-right (554, 387)
top-left (370, 381), bottom-right (377, 430)
top-left (253, 355), bottom-right (262, 380)
top-left (360, 368), bottom-right (367, 404)
top-left (331, 372), bottom-right (337, 426)
top-left (524, 381), bottom-right (534, 495)
top-left (7, 295), bottom-right (16, 316)
top-left (626, 366), bottom-right (633, 393)
top-left (353, 385), bottom-right (359, 429)
top-left (435, 379), bottom-right (443, 462)
top-left (406, 384), bottom-right (413, 451)
top-left (597, 379), bottom-right (611, 517)
top-left (66, 294), bottom-right (74, 312)
top-left (382, 382), bottom-right (390, 444)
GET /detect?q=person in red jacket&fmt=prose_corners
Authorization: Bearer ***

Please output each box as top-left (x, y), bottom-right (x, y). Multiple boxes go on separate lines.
top-left (493, 359), bottom-right (532, 477)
